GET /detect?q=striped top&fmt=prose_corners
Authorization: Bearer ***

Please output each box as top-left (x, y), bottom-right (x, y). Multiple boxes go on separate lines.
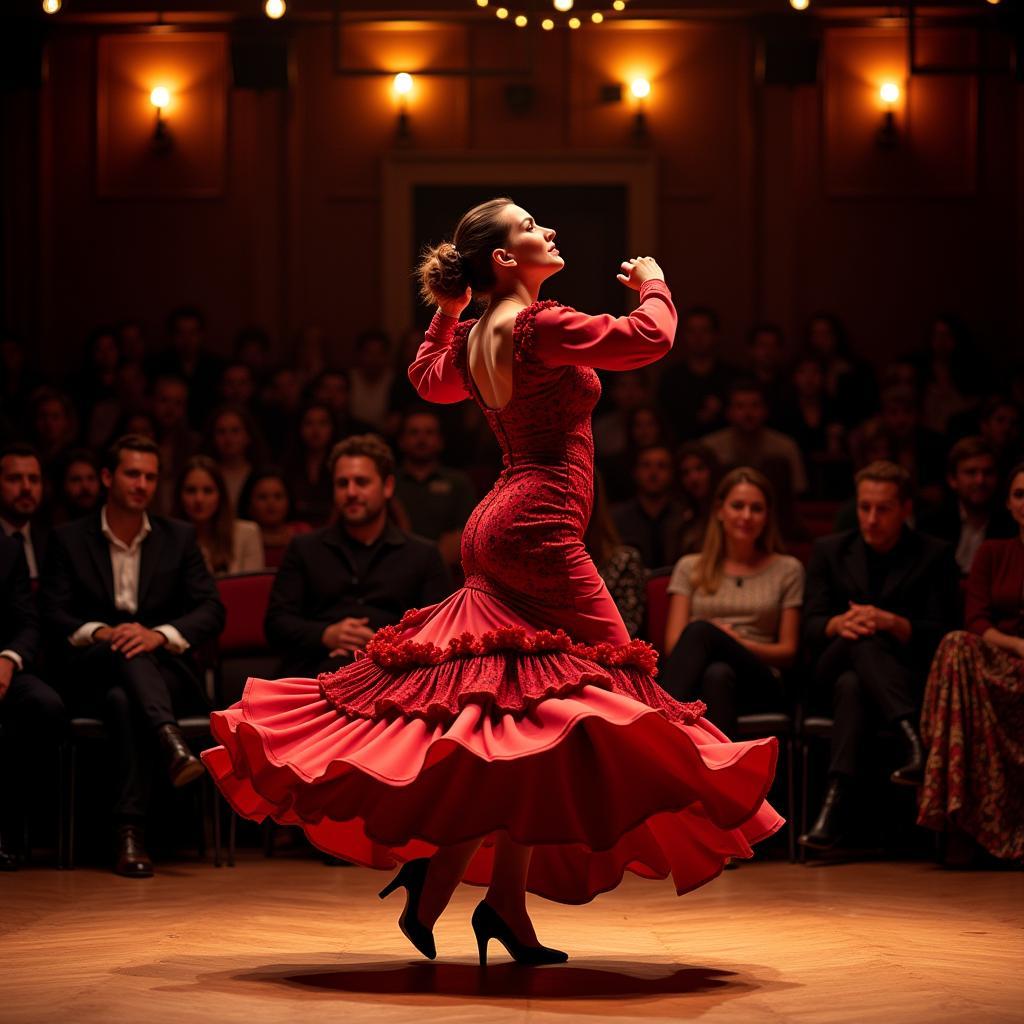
top-left (667, 553), bottom-right (805, 644)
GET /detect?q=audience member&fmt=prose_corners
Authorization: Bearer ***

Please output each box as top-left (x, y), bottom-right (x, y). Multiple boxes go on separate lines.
top-left (257, 366), bottom-right (304, 459)
top-left (231, 326), bottom-right (271, 380)
top-left (804, 313), bottom-right (877, 428)
top-left (393, 407), bottom-right (476, 567)
top-left (0, 333), bottom-right (42, 437)
top-left (584, 472), bottom-right (646, 638)
top-left (676, 441), bottom-right (720, 555)
top-left (217, 361), bottom-right (258, 410)
top-left (661, 468), bottom-right (803, 736)
top-left (743, 322), bottom-right (789, 423)
top-left (611, 444), bottom-right (688, 569)
top-left (74, 326), bottom-right (123, 450)
top-left (117, 318), bottom-right (147, 367)
top-left (918, 462), bottom-right (1024, 864)
top-left (798, 461), bottom-right (957, 851)
top-left (913, 314), bottom-right (983, 437)
top-left (348, 329), bottom-right (396, 432)
top-left (977, 396), bottom-right (1022, 479)
top-left (173, 455), bottom-right (264, 576)
top-left (39, 434), bottom-right (225, 878)
top-left (203, 405), bottom-right (264, 511)
top-left (283, 402), bottom-right (337, 527)
top-left (294, 325), bottom-right (328, 386)
top-left (30, 387), bottom-right (78, 478)
top-left (148, 306), bottom-right (223, 428)
top-left (150, 374), bottom-right (201, 515)
top-left (238, 468), bottom-right (313, 569)
top-left (265, 434), bottom-right (451, 677)
top-left (919, 436), bottom-right (1015, 574)
top-left (593, 370), bottom-right (653, 459)
top-left (0, 534), bottom-right (65, 870)
top-left (309, 369), bottom-right (374, 439)
top-left (0, 443), bottom-right (47, 580)
top-left (54, 448), bottom-right (103, 524)
top-left (657, 306), bottom-right (734, 440)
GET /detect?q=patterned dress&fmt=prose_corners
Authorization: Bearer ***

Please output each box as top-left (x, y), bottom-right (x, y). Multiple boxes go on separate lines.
top-left (202, 280), bottom-right (782, 904)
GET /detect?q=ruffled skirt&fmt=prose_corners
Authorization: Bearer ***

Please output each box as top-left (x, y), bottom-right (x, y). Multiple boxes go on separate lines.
top-left (202, 587), bottom-right (783, 904)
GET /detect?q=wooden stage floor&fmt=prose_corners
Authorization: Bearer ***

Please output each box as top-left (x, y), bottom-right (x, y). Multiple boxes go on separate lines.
top-left (2, 856), bottom-right (1021, 1023)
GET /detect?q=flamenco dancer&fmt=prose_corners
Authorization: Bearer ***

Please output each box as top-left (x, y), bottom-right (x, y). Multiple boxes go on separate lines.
top-left (203, 197), bottom-right (782, 966)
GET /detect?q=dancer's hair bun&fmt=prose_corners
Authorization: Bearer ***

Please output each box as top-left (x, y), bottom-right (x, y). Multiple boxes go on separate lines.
top-left (418, 240), bottom-right (469, 306)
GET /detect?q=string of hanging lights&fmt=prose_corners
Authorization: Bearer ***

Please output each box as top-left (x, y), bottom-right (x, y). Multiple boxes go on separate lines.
top-left (471, 0), bottom-right (632, 31)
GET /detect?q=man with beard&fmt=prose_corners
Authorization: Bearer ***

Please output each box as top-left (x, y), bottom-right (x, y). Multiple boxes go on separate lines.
top-left (0, 443), bottom-right (49, 580)
top-left (920, 436), bottom-right (1016, 574)
top-left (611, 444), bottom-right (688, 569)
top-left (265, 434), bottom-right (452, 678)
top-left (54, 449), bottom-right (103, 524)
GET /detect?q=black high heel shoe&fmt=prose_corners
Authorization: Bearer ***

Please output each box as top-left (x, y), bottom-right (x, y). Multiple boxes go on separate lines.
top-left (471, 900), bottom-right (568, 966)
top-left (378, 858), bottom-right (436, 960)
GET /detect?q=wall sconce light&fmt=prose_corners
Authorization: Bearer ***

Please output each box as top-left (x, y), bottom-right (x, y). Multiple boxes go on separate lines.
top-left (878, 81), bottom-right (900, 149)
top-left (42, 0), bottom-right (62, 14)
top-left (393, 72), bottom-right (413, 140)
top-left (790, 0), bottom-right (810, 11)
top-left (150, 86), bottom-right (172, 152)
top-left (630, 78), bottom-right (651, 139)
top-left (264, 0), bottom-right (286, 19)
top-left (553, 0), bottom-right (574, 11)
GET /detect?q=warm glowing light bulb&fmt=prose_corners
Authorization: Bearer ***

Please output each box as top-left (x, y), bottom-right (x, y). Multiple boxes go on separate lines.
top-left (985, 0), bottom-right (1001, 5)
top-left (264, 0), bottom-right (286, 19)
top-left (568, 17), bottom-right (581, 28)
top-left (42, 0), bottom-right (61, 13)
top-left (630, 78), bottom-right (651, 100)
top-left (515, 14), bottom-right (528, 26)
top-left (613, 0), bottom-right (626, 10)
top-left (553, 0), bottom-right (573, 10)
top-left (542, 18), bottom-right (554, 30)
top-left (476, 0), bottom-right (489, 6)
top-left (496, 7), bottom-right (509, 19)
top-left (393, 72), bottom-right (413, 96)
top-left (591, 11), bottom-right (604, 23)
top-left (880, 82), bottom-right (900, 105)
top-left (790, 0), bottom-right (809, 9)
top-left (150, 86), bottom-right (170, 110)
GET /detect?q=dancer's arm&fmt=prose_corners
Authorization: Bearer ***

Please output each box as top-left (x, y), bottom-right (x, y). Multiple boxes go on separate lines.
top-left (532, 279), bottom-right (676, 371)
top-left (408, 310), bottom-right (472, 404)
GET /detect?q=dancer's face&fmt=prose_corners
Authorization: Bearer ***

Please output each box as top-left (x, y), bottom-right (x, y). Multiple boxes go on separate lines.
top-left (333, 455), bottom-right (394, 528)
top-left (496, 205), bottom-right (564, 281)
top-left (717, 482), bottom-right (767, 546)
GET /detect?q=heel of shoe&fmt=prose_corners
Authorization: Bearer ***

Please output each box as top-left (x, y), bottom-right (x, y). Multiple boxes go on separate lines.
top-left (378, 876), bottom-right (402, 900)
top-left (476, 934), bottom-right (488, 967)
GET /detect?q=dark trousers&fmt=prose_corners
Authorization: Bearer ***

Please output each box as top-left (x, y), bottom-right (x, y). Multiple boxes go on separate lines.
top-left (63, 646), bottom-right (206, 821)
top-left (815, 635), bottom-right (919, 780)
top-left (0, 672), bottom-right (66, 838)
top-left (660, 620), bottom-right (783, 736)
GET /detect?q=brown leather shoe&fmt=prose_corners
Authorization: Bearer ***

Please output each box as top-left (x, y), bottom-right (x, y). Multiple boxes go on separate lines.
top-left (156, 722), bottom-right (205, 787)
top-left (114, 823), bottom-right (154, 878)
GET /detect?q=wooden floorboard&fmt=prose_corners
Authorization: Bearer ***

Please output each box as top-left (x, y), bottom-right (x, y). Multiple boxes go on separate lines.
top-left (2, 856), bottom-right (1021, 1023)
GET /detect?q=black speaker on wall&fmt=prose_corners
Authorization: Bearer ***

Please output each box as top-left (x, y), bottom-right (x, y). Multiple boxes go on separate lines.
top-left (230, 20), bottom-right (290, 90)
top-left (757, 23), bottom-right (821, 86)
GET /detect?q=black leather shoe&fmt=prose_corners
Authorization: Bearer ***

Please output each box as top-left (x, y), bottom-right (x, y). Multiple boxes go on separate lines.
top-left (471, 901), bottom-right (568, 966)
top-left (799, 777), bottom-right (847, 850)
top-left (157, 723), bottom-right (205, 787)
top-left (890, 718), bottom-right (924, 786)
top-left (114, 824), bottom-right (154, 878)
top-left (0, 844), bottom-right (19, 871)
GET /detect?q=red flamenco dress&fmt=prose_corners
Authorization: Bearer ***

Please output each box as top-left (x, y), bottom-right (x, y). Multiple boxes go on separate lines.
top-left (202, 280), bottom-right (783, 904)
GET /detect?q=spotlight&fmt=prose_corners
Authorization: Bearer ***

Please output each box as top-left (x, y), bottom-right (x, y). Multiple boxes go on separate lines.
top-left (630, 78), bottom-right (651, 99)
top-left (613, 0), bottom-right (626, 10)
top-left (568, 17), bottom-right (581, 29)
top-left (591, 12), bottom-right (604, 23)
top-left (42, 0), bottom-right (61, 13)
top-left (790, 0), bottom-right (810, 10)
top-left (553, 0), bottom-right (574, 10)
top-left (264, 0), bottom-right (286, 20)
top-left (476, 0), bottom-right (490, 6)
top-left (496, 7), bottom-right (509, 19)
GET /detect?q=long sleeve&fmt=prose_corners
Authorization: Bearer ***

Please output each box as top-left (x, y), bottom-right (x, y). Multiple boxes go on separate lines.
top-left (532, 280), bottom-right (676, 371)
top-left (38, 530), bottom-right (89, 643)
top-left (407, 311), bottom-right (471, 404)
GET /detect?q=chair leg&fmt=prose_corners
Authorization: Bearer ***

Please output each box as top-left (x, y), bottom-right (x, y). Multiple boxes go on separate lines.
top-left (228, 807), bottom-right (236, 868)
top-left (212, 780), bottom-right (222, 868)
top-left (786, 737), bottom-right (797, 864)
top-left (60, 741), bottom-right (77, 871)
top-left (799, 740), bottom-right (809, 864)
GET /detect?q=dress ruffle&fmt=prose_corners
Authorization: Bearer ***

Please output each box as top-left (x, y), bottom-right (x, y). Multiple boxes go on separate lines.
top-left (203, 674), bottom-right (782, 905)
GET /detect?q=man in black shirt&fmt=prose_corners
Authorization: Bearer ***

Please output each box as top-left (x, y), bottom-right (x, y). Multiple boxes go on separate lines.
top-left (266, 434), bottom-right (452, 677)
top-left (611, 444), bottom-right (688, 569)
top-left (799, 461), bottom-right (958, 850)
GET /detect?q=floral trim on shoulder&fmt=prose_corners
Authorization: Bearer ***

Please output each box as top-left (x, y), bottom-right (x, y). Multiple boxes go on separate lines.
top-left (513, 299), bottom-right (571, 363)
top-left (335, 608), bottom-right (660, 676)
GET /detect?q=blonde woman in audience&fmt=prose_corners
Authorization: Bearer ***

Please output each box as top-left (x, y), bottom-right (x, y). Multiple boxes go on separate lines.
top-left (661, 466), bottom-right (803, 735)
top-left (174, 455), bottom-right (264, 576)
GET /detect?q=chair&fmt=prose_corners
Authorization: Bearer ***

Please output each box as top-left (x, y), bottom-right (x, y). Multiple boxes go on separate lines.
top-left (213, 571), bottom-right (278, 864)
top-left (645, 570), bottom-right (798, 861)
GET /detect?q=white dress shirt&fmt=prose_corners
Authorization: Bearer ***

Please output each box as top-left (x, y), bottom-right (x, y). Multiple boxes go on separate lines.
top-left (69, 507), bottom-right (190, 652)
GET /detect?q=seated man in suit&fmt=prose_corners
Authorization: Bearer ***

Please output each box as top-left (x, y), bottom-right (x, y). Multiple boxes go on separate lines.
top-left (798, 460), bottom-right (958, 850)
top-left (40, 434), bottom-right (224, 878)
top-left (0, 534), bottom-right (65, 869)
top-left (0, 442), bottom-right (48, 580)
top-left (266, 433), bottom-right (451, 678)
top-left (919, 436), bottom-right (1015, 575)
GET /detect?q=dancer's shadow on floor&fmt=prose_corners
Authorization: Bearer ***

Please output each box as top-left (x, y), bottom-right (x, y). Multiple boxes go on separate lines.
top-left (264, 959), bottom-right (751, 1001)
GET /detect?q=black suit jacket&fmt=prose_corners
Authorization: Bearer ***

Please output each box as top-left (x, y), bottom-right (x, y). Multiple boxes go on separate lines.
top-left (39, 511), bottom-right (225, 673)
top-left (266, 521), bottom-right (452, 677)
top-left (0, 533), bottom-right (40, 667)
top-left (918, 500), bottom-right (1016, 569)
top-left (802, 527), bottom-right (958, 671)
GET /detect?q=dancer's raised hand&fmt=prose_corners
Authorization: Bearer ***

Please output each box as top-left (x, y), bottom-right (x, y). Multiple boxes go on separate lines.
top-left (616, 256), bottom-right (664, 290)
top-left (438, 286), bottom-right (473, 319)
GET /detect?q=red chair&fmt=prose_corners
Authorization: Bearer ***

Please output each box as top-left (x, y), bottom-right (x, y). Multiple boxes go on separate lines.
top-left (643, 568), bottom-right (673, 654)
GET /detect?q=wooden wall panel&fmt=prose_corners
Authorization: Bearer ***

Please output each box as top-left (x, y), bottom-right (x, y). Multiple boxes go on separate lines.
top-left (96, 33), bottom-right (228, 198)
